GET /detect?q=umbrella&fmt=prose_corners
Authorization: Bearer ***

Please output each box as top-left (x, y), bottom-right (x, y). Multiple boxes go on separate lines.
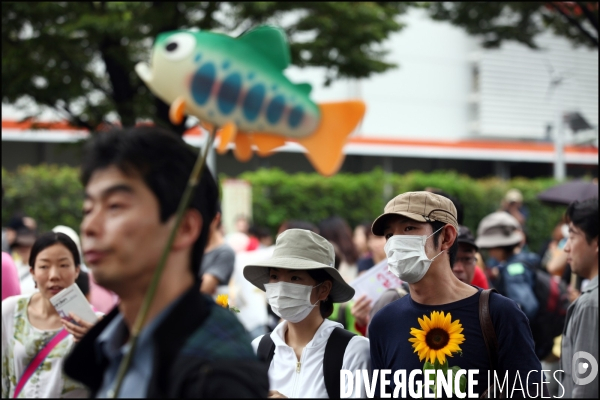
top-left (537, 180), bottom-right (598, 205)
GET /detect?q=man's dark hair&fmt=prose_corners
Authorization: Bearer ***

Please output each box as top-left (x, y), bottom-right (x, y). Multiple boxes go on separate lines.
top-left (80, 126), bottom-right (219, 280)
top-left (29, 231), bottom-right (81, 268)
top-left (429, 220), bottom-right (459, 268)
top-left (566, 197), bottom-right (598, 244)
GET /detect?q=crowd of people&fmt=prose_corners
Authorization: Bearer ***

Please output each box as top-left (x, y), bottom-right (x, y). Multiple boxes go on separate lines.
top-left (1, 125), bottom-right (598, 398)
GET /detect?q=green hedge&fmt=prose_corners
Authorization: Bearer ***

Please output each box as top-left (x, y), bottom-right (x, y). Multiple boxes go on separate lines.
top-left (3, 165), bottom-right (567, 253)
top-left (2, 165), bottom-right (84, 233)
top-left (237, 168), bottom-right (567, 253)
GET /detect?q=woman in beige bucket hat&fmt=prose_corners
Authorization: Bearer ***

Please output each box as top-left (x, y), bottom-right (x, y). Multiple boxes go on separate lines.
top-left (244, 229), bottom-right (370, 398)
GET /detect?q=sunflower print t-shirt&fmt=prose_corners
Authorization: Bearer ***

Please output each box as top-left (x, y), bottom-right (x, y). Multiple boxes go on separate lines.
top-left (1, 294), bottom-right (89, 398)
top-left (369, 288), bottom-right (543, 398)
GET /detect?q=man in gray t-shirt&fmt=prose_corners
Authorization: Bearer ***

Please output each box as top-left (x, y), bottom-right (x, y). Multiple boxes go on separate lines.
top-left (199, 207), bottom-right (236, 295)
top-left (200, 244), bottom-right (235, 290)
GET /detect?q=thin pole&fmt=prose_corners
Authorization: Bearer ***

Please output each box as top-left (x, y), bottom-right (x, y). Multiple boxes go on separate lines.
top-left (109, 126), bottom-right (218, 398)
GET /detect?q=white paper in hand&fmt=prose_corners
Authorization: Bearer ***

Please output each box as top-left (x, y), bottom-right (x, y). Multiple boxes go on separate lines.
top-left (349, 259), bottom-right (403, 305)
top-left (50, 283), bottom-right (98, 324)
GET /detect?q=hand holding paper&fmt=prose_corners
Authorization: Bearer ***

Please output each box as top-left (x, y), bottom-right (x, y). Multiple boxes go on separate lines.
top-left (349, 259), bottom-right (404, 305)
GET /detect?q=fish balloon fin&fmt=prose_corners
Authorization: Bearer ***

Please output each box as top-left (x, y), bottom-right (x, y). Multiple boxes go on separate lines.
top-left (237, 26), bottom-right (290, 70)
top-left (216, 122), bottom-right (237, 155)
top-left (294, 83), bottom-right (312, 96)
top-left (169, 97), bottom-right (187, 125)
top-left (234, 133), bottom-right (253, 162)
top-left (248, 133), bottom-right (287, 157)
top-left (297, 101), bottom-right (366, 176)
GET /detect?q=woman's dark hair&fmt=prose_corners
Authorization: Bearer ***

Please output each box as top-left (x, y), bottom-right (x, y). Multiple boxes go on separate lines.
top-left (498, 243), bottom-right (520, 258)
top-left (566, 197), bottom-right (598, 243)
top-left (80, 126), bottom-right (219, 280)
top-left (307, 269), bottom-right (335, 318)
top-left (29, 232), bottom-right (81, 268)
top-left (76, 269), bottom-right (90, 297)
top-left (318, 217), bottom-right (359, 265)
top-left (429, 221), bottom-right (459, 268)
top-left (357, 220), bottom-right (373, 241)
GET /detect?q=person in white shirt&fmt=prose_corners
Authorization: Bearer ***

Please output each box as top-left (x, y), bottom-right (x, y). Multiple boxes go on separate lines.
top-left (2, 231), bottom-right (99, 398)
top-left (244, 229), bottom-right (370, 398)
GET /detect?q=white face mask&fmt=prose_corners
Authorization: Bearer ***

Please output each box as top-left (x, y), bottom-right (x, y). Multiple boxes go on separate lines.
top-left (384, 226), bottom-right (445, 283)
top-left (264, 281), bottom-right (322, 323)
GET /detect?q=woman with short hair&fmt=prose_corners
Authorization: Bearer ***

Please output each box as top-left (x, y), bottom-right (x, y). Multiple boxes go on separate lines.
top-left (244, 229), bottom-right (370, 398)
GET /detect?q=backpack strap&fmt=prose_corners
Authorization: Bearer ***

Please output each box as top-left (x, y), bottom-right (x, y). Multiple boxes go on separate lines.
top-left (479, 289), bottom-right (499, 371)
top-left (479, 288), bottom-right (506, 399)
top-left (14, 328), bottom-right (69, 398)
top-left (323, 327), bottom-right (356, 399)
top-left (257, 334), bottom-right (275, 366)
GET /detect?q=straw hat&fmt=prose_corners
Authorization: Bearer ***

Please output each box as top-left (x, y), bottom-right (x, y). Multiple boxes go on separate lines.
top-left (243, 229), bottom-right (355, 302)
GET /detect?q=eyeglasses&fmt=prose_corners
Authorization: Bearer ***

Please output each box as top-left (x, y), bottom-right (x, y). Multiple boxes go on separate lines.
top-left (455, 257), bottom-right (477, 266)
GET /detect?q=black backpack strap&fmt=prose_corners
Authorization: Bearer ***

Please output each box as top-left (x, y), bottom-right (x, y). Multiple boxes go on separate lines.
top-left (479, 288), bottom-right (505, 398)
top-left (323, 327), bottom-right (356, 399)
top-left (257, 334), bottom-right (275, 366)
top-left (479, 289), bottom-right (499, 371)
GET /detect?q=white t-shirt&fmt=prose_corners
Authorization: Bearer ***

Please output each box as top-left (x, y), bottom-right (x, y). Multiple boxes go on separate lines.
top-left (15, 259), bottom-right (37, 296)
top-left (252, 319), bottom-right (370, 398)
top-left (229, 246), bottom-right (274, 334)
top-left (1, 294), bottom-right (97, 398)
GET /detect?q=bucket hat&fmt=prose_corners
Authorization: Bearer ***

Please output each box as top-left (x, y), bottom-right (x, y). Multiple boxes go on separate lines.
top-left (243, 229), bottom-right (355, 302)
top-left (475, 211), bottom-right (523, 249)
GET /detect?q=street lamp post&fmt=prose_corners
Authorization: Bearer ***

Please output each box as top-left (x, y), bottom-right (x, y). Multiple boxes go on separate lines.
top-left (554, 109), bottom-right (566, 181)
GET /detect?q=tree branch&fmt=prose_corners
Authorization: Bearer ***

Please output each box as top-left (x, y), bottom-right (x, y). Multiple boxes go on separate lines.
top-left (54, 101), bottom-right (94, 131)
top-left (548, 2), bottom-right (598, 47)
top-left (575, 1), bottom-right (599, 31)
top-left (198, 1), bottom-right (220, 30)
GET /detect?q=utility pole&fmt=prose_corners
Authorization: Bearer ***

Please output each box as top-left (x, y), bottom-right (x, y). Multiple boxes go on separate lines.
top-left (546, 61), bottom-right (567, 181)
top-left (553, 94), bottom-right (566, 182)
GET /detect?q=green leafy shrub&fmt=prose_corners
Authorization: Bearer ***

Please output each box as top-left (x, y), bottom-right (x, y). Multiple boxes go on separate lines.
top-left (3, 165), bottom-right (567, 253)
top-left (235, 168), bottom-right (567, 253)
top-left (2, 165), bottom-right (84, 233)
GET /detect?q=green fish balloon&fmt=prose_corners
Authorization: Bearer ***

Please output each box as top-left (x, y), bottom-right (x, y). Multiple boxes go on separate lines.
top-left (136, 25), bottom-right (366, 176)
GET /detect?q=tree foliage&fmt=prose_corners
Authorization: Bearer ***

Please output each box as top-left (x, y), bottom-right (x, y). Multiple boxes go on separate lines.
top-left (237, 168), bottom-right (567, 254)
top-left (3, 2), bottom-right (597, 137)
top-left (423, 2), bottom-right (598, 49)
top-left (2, 2), bottom-right (409, 134)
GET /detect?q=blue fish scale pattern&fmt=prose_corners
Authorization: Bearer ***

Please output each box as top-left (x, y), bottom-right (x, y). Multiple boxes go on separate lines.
top-left (190, 60), bottom-right (305, 129)
top-left (181, 298), bottom-right (256, 362)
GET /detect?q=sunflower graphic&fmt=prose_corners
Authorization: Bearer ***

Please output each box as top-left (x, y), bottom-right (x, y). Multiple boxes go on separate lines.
top-left (409, 310), bottom-right (465, 365)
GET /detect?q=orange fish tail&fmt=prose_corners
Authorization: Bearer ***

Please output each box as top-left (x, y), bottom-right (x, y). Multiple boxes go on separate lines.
top-left (297, 101), bottom-right (366, 176)
top-left (216, 122), bottom-right (237, 155)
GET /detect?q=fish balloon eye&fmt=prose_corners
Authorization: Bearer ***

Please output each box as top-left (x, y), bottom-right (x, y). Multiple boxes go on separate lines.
top-left (163, 32), bottom-right (196, 61)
